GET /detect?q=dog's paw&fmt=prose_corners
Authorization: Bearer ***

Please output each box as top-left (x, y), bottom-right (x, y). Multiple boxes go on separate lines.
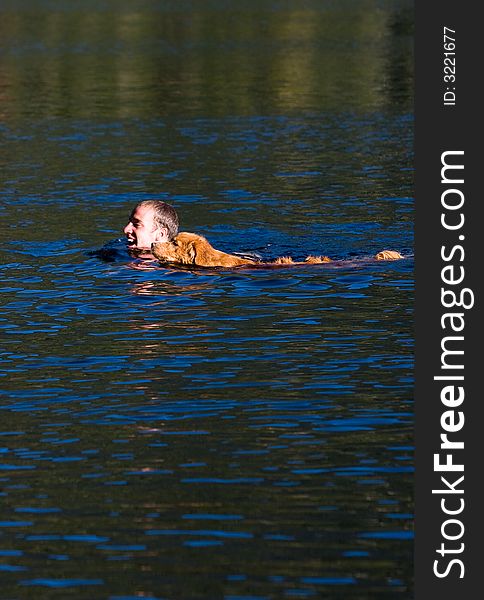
top-left (274, 256), bottom-right (295, 264)
top-left (374, 250), bottom-right (403, 261)
top-left (304, 255), bottom-right (332, 264)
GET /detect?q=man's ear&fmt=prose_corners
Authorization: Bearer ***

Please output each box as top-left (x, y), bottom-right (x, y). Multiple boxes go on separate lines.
top-left (154, 227), bottom-right (169, 243)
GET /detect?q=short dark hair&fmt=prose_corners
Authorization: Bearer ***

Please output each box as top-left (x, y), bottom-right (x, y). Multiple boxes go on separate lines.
top-left (135, 200), bottom-right (179, 240)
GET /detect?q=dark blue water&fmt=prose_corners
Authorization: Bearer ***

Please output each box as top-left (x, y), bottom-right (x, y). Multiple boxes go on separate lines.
top-left (1, 1), bottom-right (414, 598)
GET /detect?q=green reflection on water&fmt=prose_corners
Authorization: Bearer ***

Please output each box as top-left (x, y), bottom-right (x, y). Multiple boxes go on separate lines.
top-left (0, 0), bottom-right (413, 119)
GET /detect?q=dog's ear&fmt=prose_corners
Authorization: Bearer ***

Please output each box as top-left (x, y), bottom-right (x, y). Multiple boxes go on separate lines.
top-left (187, 241), bottom-right (197, 263)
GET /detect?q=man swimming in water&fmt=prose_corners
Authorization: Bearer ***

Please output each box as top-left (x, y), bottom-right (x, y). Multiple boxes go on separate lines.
top-left (122, 199), bottom-right (402, 264)
top-left (124, 200), bottom-right (179, 258)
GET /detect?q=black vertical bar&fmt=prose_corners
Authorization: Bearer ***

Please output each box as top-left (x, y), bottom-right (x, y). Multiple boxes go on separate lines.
top-left (415, 1), bottom-right (482, 597)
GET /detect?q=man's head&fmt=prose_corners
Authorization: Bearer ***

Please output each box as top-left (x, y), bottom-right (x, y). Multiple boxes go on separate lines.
top-left (124, 200), bottom-right (179, 254)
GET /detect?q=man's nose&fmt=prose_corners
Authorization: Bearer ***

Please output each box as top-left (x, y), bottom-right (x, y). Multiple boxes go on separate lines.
top-left (124, 222), bottom-right (133, 234)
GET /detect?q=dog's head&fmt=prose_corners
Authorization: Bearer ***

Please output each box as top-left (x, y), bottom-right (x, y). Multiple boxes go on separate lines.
top-left (152, 232), bottom-right (210, 265)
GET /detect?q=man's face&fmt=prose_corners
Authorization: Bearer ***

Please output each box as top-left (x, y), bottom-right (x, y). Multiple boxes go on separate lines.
top-left (124, 205), bottom-right (168, 252)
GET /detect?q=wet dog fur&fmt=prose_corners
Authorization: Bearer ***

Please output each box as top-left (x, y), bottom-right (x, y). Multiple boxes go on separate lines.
top-left (151, 232), bottom-right (403, 269)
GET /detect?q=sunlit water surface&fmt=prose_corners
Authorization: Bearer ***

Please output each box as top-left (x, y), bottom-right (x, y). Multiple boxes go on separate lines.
top-left (1, 1), bottom-right (413, 598)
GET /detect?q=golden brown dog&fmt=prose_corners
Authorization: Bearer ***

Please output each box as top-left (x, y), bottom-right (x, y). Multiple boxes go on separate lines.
top-left (151, 232), bottom-right (403, 268)
top-left (151, 232), bottom-right (330, 267)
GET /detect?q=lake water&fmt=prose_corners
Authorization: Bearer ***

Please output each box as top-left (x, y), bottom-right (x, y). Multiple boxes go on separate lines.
top-left (1, 1), bottom-right (414, 598)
